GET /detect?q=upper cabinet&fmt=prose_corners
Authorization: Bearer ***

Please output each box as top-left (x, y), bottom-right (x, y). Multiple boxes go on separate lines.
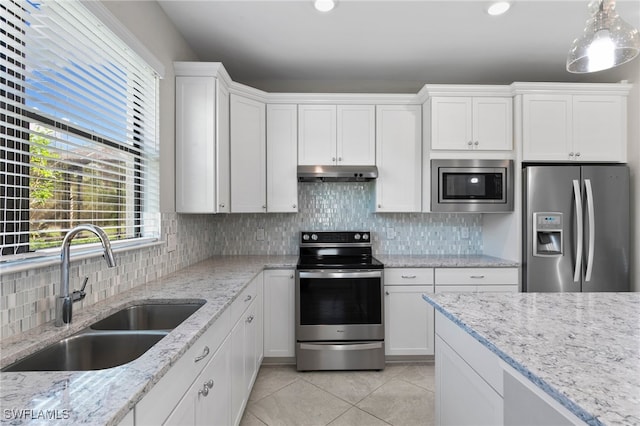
top-left (521, 92), bottom-right (627, 162)
top-left (376, 105), bottom-right (422, 213)
top-left (230, 94), bottom-right (266, 213)
top-left (298, 104), bottom-right (375, 165)
top-left (175, 63), bottom-right (230, 214)
top-left (429, 95), bottom-right (512, 151)
top-left (267, 104), bottom-right (298, 213)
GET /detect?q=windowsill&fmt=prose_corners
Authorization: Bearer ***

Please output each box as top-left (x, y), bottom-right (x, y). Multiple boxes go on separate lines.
top-left (0, 238), bottom-right (163, 275)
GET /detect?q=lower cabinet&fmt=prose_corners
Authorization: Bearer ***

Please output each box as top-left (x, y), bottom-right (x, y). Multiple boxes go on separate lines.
top-left (231, 299), bottom-right (259, 426)
top-left (263, 269), bottom-right (295, 358)
top-left (165, 336), bottom-right (232, 426)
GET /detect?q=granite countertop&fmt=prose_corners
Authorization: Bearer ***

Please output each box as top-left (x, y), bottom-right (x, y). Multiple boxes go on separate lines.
top-left (378, 254), bottom-right (519, 268)
top-left (424, 292), bottom-right (640, 426)
top-left (0, 255), bottom-right (297, 426)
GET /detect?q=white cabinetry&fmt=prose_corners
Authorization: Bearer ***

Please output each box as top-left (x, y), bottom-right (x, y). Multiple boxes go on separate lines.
top-left (230, 94), bottom-right (266, 212)
top-left (384, 268), bottom-right (435, 356)
top-left (375, 105), bottom-right (422, 212)
top-left (267, 105), bottom-right (298, 212)
top-left (175, 64), bottom-right (230, 213)
top-left (263, 269), bottom-right (295, 358)
top-left (164, 337), bottom-right (231, 426)
top-left (435, 311), bottom-right (504, 426)
top-left (519, 84), bottom-right (628, 162)
top-left (435, 268), bottom-right (519, 293)
top-left (298, 104), bottom-right (375, 166)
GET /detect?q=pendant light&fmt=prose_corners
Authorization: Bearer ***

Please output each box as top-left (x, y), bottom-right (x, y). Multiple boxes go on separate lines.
top-left (566, 0), bottom-right (640, 73)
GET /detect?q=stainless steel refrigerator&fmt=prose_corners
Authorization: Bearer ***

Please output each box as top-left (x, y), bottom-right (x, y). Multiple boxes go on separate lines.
top-left (523, 165), bottom-right (629, 292)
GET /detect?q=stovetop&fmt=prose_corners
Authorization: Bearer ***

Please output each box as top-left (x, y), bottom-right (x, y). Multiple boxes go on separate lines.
top-left (297, 231), bottom-right (384, 270)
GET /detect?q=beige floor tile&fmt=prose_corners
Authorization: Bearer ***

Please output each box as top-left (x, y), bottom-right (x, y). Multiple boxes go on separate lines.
top-left (249, 365), bottom-right (301, 401)
top-left (327, 407), bottom-right (391, 426)
top-left (240, 411), bottom-right (268, 426)
top-left (247, 379), bottom-right (351, 426)
top-left (394, 363), bottom-right (436, 392)
top-left (300, 365), bottom-right (407, 405)
top-left (357, 379), bottom-right (435, 426)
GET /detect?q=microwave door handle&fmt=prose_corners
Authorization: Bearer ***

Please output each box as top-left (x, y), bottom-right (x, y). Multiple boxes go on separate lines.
top-left (572, 179), bottom-right (583, 283)
top-left (584, 179), bottom-right (595, 282)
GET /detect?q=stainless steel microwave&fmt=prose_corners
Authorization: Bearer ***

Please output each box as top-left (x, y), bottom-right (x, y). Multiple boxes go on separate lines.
top-left (431, 159), bottom-right (514, 212)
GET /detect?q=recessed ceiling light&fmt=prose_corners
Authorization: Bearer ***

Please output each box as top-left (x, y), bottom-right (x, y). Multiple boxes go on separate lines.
top-left (487, 1), bottom-right (511, 16)
top-left (314, 0), bottom-right (336, 13)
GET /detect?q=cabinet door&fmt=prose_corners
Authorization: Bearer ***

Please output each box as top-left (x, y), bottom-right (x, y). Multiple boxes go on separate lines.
top-left (522, 94), bottom-right (573, 161)
top-left (216, 82), bottom-right (231, 213)
top-left (573, 95), bottom-right (625, 162)
top-left (430, 97), bottom-right (472, 150)
top-left (473, 97), bottom-right (512, 150)
top-left (243, 302), bottom-right (259, 398)
top-left (176, 76), bottom-right (216, 213)
top-left (385, 285), bottom-right (434, 356)
top-left (230, 94), bottom-right (266, 212)
top-left (195, 338), bottom-right (231, 426)
top-left (230, 318), bottom-right (245, 426)
top-left (435, 335), bottom-right (503, 426)
top-left (375, 105), bottom-right (422, 212)
top-left (267, 104), bottom-right (298, 212)
top-left (263, 270), bottom-right (295, 358)
top-left (337, 105), bottom-right (375, 165)
top-left (298, 105), bottom-right (337, 165)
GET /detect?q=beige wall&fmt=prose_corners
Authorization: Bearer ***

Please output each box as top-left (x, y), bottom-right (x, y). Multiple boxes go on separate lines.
top-left (100, 1), bottom-right (199, 213)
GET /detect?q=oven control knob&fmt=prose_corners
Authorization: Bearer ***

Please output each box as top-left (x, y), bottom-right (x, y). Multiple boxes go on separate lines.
top-left (362, 233), bottom-right (369, 240)
top-left (302, 234), bottom-right (310, 241)
top-left (311, 234), bottom-right (318, 241)
top-left (354, 233), bottom-right (361, 240)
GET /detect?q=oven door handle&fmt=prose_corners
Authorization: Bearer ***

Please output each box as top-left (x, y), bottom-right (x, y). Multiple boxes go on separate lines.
top-left (298, 270), bottom-right (382, 279)
top-left (299, 342), bottom-right (383, 351)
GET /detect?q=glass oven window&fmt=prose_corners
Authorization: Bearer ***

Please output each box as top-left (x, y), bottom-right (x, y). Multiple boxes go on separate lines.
top-left (299, 277), bottom-right (382, 325)
top-left (442, 172), bottom-right (504, 200)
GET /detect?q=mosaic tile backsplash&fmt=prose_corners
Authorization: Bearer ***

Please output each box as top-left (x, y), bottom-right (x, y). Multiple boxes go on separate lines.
top-left (211, 182), bottom-right (482, 255)
top-left (1, 183), bottom-right (481, 338)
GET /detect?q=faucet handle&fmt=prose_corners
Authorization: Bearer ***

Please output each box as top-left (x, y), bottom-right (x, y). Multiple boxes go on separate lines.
top-left (72, 277), bottom-right (89, 302)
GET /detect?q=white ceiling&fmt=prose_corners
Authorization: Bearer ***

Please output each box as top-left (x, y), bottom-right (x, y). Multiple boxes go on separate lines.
top-left (157, 0), bottom-right (640, 93)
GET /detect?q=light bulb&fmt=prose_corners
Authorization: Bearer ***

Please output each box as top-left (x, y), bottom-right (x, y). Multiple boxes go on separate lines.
top-left (587, 29), bottom-right (616, 72)
top-left (487, 2), bottom-right (511, 16)
top-left (314, 0), bottom-right (335, 12)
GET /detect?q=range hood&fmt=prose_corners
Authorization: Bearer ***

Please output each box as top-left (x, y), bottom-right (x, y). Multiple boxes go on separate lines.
top-left (297, 165), bottom-right (378, 182)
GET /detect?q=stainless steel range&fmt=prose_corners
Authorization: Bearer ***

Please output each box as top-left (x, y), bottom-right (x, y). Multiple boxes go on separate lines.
top-left (295, 231), bottom-right (385, 371)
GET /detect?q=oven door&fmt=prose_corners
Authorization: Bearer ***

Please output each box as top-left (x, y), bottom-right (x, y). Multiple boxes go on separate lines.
top-left (296, 270), bottom-right (384, 342)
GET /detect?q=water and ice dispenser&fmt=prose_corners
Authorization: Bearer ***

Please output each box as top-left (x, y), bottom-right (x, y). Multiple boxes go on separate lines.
top-left (533, 212), bottom-right (563, 257)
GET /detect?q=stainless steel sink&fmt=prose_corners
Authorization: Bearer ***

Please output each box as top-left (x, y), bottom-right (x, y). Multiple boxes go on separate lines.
top-left (1, 301), bottom-right (206, 372)
top-left (1, 330), bottom-right (167, 372)
top-left (90, 302), bottom-right (205, 331)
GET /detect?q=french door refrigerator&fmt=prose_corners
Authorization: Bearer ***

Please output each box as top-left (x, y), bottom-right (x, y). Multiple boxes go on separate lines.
top-left (522, 164), bottom-right (629, 292)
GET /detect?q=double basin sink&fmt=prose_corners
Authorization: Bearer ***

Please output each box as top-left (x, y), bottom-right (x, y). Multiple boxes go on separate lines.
top-left (2, 301), bottom-right (205, 372)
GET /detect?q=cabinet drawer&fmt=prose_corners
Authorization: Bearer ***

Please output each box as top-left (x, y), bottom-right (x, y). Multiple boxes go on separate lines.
top-left (385, 268), bottom-right (434, 285)
top-left (435, 268), bottom-right (518, 285)
top-left (136, 308), bottom-right (232, 425)
top-left (231, 277), bottom-right (258, 324)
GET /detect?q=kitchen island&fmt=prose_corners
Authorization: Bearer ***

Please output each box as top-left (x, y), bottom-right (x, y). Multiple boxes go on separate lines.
top-left (423, 292), bottom-right (640, 426)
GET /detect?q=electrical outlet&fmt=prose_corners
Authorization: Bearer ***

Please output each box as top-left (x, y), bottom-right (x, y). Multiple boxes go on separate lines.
top-left (461, 227), bottom-right (470, 239)
top-left (256, 228), bottom-right (265, 241)
top-left (167, 233), bottom-right (177, 252)
top-left (387, 227), bottom-right (396, 240)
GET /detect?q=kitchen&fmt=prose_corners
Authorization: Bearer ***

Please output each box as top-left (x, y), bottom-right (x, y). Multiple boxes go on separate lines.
top-left (1, 0), bottom-right (639, 425)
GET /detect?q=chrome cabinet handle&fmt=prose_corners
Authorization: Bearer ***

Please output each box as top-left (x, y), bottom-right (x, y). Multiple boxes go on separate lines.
top-left (332, 157), bottom-right (336, 162)
top-left (246, 315), bottom-right (254, 323)
top-left (467, 141), bottom-right (473, 146)
top-left (219, 203), bottom-right (225, 208)
top-left (292, 204), bottom-right (297, 209)
top-left (385, 291), bottom-right (389, 295)
top-left (569, 152), bottom-right (575, 157)
top-left (401, 275), bottom-right (417, 279)
top-left (194, 346), bottom-right (210, 363)
top-left (575, 152), bottom-right (581, 157)
top-left (206, 379), bottom-right (214, 388)
top-left (474, 141), bottom-right (479, 145)
top-left (244, 294), bottom-right (252, 302)
top-left (198, 386), bottom-right (208, 397)
top-left (470, 275), bottom-right (485, 279)
top-left (338, 157), bottom-right (342, 161)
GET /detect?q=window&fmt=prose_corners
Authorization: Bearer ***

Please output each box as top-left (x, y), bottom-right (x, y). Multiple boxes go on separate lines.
top-left (1, 0), bottom-right (160, 258)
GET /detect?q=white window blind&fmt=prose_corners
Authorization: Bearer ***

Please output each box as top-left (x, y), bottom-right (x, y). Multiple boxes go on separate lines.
top-left (1, 0), bottom-right (160, 257)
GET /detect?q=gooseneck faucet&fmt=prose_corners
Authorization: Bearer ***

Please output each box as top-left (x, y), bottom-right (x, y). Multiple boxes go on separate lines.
top-left (55, 224), bottom-right (117, 327)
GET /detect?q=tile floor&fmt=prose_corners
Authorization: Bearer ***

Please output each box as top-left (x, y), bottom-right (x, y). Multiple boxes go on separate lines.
top-left (240, 363), bottom-right (435, 426)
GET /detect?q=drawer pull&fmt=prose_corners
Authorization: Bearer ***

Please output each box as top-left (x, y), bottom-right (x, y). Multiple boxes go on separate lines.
top-left (194, 346), bottom-right (210, 363)
top-left (470, 275), bottom-right (485, 279)
top-left (246, 315), bottom-right (254, 324)
top-left (401, 275), bottom-right (417, 279)
top-left (244, 294), bottom-right (252, 302)
top-left (385, 291), bottom-right (389, 296)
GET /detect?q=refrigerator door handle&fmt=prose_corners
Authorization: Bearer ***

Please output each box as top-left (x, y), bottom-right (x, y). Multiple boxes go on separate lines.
top-left (585, 179), bottom-right (595, 282)
top-left (572, 179), bottom-right (583, 283)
